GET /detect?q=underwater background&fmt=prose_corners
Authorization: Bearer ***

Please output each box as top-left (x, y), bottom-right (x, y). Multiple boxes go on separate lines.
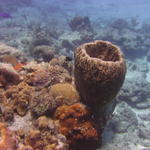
top-left (0, 0), bottom-right (150, 150)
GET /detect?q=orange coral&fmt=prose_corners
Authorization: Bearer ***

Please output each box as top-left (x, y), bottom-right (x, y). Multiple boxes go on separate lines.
top-left (55, 103), bottom-right (100, 150)
top-left (13, 63), bottom-right (26, 71)
top-left (0, 123), bottom-right (17, 150)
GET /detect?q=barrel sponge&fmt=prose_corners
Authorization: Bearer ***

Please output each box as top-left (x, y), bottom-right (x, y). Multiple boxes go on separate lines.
top-left (74, 40), bottom-right (126, 111)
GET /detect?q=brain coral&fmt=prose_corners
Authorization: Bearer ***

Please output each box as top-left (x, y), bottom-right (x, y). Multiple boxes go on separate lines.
top-left (50, 83), bottom-right (80, 106)
top-left (74, 40), bottom-right (126, 113)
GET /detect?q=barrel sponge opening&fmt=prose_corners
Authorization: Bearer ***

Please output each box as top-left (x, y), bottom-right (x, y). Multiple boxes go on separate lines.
top-left (85, 41), bottom-right (120, 61)
top-left (74, 40), bottom-right (126, 111)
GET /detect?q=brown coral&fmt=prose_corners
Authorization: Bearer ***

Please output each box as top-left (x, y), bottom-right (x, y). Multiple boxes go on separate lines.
top-left (30, 88), bottom-right (61, 117)
top-left (32, 45), bottom-right (55, 62)
top-left (25, 64), bottom-right (71, 88)
top-left (0, 63), bottom-right (21, 86)
top-left (0, 123), bottom-right (17, 150)
top-left (55, 103), bottom-right (100, 150)
top-left (0, 43), bottom-right (27, 63)
top-left (5, 82), bottom-right (35, 116)
top-left (50, 83), bottom-right (80, 106)
top-left (25, 128), bottom-right (68, 150)
top-left (50, 56), bottom-right (73, 74)
top-left (74, 40), bottom-right (126, 113)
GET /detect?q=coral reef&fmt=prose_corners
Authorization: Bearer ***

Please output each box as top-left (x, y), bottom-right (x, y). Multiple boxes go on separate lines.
top-left (30, 88), bottom-right (62, 117)
top-left (74, 40), bottom-right (126, 116)
top-left (110, 18), bottom-right (129, 30)
top-left (5, 82), bottom-right (34, 116)
top-left (50, 56), bottom-right (73, 74)
top-left (24, 63), bottom-right (71, 88)
top-left (69, 16), bottom-right (92, 32)
top-left (17, 145), bottom-right (33, 150)
top-left (50, 83), bottom-right (80, 106)
top-left (0, 43), bottom-right (27, 63)
top-left (0, 63), bottom-right (21, 86)
top-left (32, 45), bottom-right (55, 62)
top-left (55, 103), bottom-right (100, 150)
top-left (24, 115), bottom-right (68, 150)
top-left (0, 123), bottom-right (17, 150)
top-left (1, 1), bottom-right (150, 149)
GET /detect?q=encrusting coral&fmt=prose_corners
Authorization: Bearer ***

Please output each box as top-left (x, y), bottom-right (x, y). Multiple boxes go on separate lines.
top-left (5, 82), bottom-right (35, 116)
top-left (55, 103), bottom-right (100, 150)
top-left (74, 40), bottom-right (126, 115)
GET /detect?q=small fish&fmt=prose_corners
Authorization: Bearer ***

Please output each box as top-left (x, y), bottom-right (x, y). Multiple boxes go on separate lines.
top-left (65, 56), bottom-right (72, 61)
top-left (0, 13), bottom-right (12, 19)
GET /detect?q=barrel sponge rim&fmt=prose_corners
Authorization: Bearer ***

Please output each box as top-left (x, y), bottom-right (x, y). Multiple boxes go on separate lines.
top-left (74, 40), bottom-right (126, 81)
